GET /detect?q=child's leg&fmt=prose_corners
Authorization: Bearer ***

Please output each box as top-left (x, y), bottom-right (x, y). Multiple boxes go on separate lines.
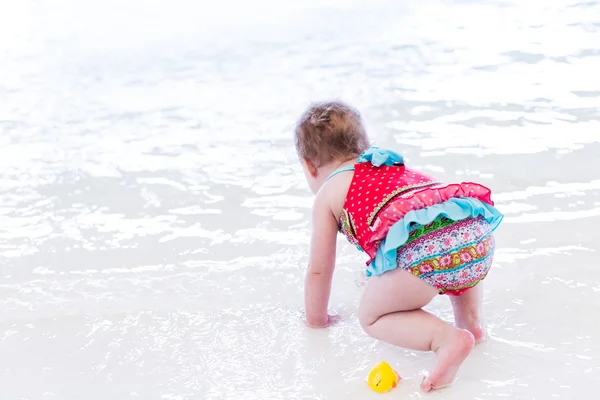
top-left (358, 268), bottom-right (475, 392)
top-left (450, 283), bottom-right (486, 343)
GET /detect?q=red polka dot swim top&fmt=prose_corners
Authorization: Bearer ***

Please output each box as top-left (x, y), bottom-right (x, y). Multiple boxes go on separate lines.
top-left (333, 147), bottom-right (497, 266)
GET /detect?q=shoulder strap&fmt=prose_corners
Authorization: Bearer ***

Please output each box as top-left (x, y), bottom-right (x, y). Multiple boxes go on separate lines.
top-left (324, 165), bottom-right (355, 183)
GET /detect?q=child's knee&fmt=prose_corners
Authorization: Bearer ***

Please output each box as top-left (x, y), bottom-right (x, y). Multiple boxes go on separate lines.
top-left (357, 304), bottom-right (377, 333)
top-left (358, 314), bottom-right (371, 331)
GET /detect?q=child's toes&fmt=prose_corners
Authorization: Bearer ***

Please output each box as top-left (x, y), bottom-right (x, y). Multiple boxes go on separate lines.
top-left (420, 377), bottom-right (434, 392)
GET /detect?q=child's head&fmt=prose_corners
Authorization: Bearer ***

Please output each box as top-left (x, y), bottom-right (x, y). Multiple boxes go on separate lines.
top-left (295, 101), bottom-right (370, 192)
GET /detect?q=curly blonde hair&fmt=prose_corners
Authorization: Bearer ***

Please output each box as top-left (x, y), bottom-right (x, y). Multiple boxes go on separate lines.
top-left (294, 101), bottom-right (370, 166)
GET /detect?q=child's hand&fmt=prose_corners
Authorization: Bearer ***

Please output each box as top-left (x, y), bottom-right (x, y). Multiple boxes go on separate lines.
top-left (306, 314), bottom-right (341, 329)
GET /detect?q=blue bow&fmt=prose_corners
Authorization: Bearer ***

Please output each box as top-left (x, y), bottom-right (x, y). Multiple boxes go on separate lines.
top-left (357, 146), bottom-right (404, 167)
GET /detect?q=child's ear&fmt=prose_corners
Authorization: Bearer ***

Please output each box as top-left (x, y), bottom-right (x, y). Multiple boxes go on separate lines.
top-left (302, 158), bottom-right (319, 178)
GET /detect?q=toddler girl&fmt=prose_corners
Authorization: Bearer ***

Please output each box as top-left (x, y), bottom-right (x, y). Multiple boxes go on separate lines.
top-left (294, 101), bottom-right (503, 392)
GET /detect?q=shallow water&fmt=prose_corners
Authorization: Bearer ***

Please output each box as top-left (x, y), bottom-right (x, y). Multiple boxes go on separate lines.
top-left (1, 0), bottom-right (600, 398)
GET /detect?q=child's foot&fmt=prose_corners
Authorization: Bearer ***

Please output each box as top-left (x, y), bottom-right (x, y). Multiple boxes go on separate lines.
top-left (420, 329), bottom-right (475, 392)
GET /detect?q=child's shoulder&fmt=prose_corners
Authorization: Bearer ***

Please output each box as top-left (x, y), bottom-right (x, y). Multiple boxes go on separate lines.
top-left (316, 172), bottom-right (354, 220)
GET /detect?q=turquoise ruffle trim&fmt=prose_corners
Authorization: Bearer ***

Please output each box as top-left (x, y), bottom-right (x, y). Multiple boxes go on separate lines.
top-left (357, 146), bottom-right (404, 166)
top-left (366, 198), bottom-right (504, 277)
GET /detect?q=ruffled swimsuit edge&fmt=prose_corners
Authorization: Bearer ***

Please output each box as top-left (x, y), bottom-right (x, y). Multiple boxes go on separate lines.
top-left (327, 146), bottom-right (504, 278)
top-left (367, 197), bottom-right (503, 276)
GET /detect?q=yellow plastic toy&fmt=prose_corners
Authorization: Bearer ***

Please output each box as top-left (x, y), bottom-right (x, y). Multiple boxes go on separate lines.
top-left (367, 361), bottom-right (401, 393)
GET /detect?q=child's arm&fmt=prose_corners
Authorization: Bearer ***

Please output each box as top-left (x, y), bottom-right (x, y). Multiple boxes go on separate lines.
top-left (304, 192), bottom-right (340, 328)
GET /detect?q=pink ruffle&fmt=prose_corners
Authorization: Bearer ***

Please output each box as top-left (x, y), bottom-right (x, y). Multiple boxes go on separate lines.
top-left (368, 182), bottom-right (494, 244)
